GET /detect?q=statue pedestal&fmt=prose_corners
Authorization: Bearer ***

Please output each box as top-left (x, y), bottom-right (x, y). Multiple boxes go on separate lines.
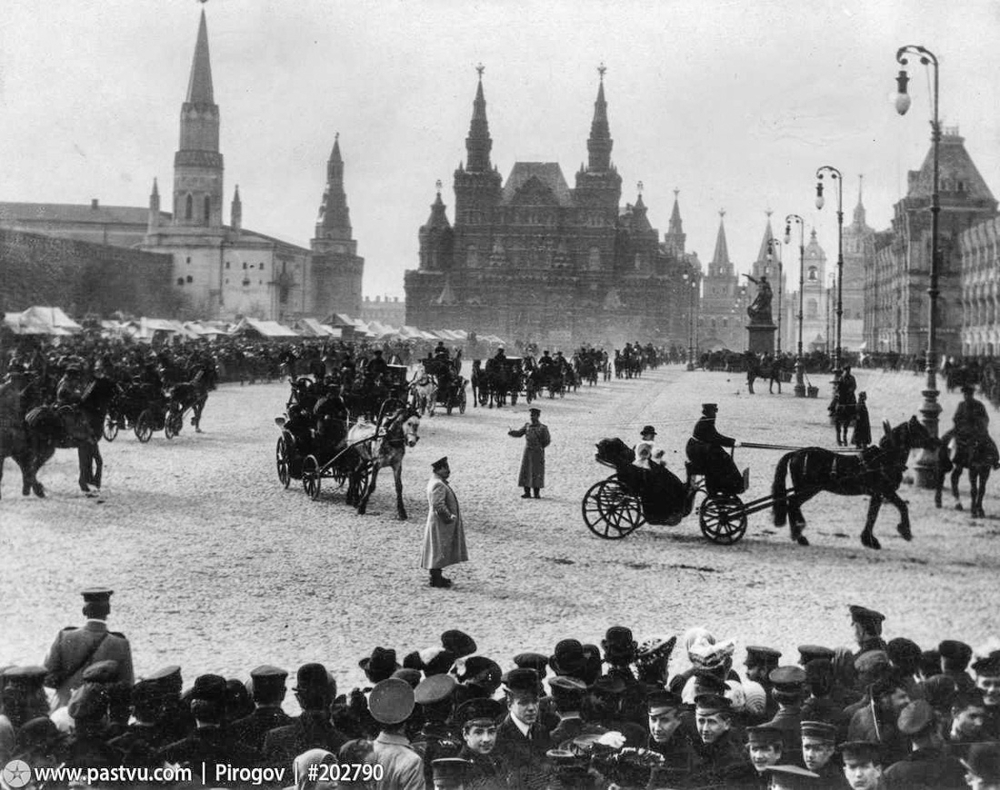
top-left (746, 323), bottom-right (776, 355)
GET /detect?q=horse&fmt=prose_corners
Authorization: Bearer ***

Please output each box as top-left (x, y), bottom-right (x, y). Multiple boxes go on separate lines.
top-left (408, 365), bottom-right (438, 417)
top-left (772, 416), bottom-right (938, 549)
top-left (830, 394), bottom-right (857, 447)
top-left (0, 376), bottom-right (45, 500)
top-left (26, 377), bottom-right (118, 496)
top-left (166, 370), bottom-right (209, 433)
top-left (470, 360), bottom-right (486, 408)
top-left (935, 429), bottom-right (998, 518)
top-left (346, 405), bottom-right (421, 519)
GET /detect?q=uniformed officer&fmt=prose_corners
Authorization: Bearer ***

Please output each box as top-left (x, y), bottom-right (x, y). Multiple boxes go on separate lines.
top-left (454, 697), bottom-right (506, 787)
top-left (849, 605), bottom-right (888, 658)
top-left (508, 407), bottom-right (550, 499)
top-left (799, 720), bottom-right (844, 788)
top-left (645, 689), bottom-right (696, 777)
top-left (369, 678), bottom-right (424, 790)
top-left (43, 587), bottom-right (134, 711)
top-left (766, 666), bottom-right (808, 760)
top-left (686, 403), bottom-right (745, 494)
top-left (412, 674), bottom-right (463, 786)
top-left (230, 665), bottom-right (293, 752)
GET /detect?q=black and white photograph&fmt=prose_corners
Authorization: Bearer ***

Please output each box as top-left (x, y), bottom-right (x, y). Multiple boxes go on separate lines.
top-left (2, 1), bottom-right (1000, 788)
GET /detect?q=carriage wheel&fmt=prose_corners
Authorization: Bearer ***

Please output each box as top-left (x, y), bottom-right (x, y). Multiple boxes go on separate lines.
top-left (459, 390), bottom-right (466, 414)
top-left (581, 477), bottom-right (645, 540)
top-left (164, 411), bottom-right (181, 440)
top-left (135, 410), bottom-right (154, 443)
top-left (699, 494), bottom-right (748, 545)
top-left (103, 414), bottom-right (119, 442)
top-left (275, 436), bottom-right (291, 489)
top-left (302, 455), bottom-right (322, 500)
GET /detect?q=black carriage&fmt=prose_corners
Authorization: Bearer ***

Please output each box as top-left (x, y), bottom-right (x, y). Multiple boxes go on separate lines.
top-left (581, 438), bottom-right (749, 544)
top-left (433, 375), bottom-right (468, 415)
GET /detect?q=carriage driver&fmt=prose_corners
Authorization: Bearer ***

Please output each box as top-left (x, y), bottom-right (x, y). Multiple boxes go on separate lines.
top-left (685, 404), bottom-right (746, 495)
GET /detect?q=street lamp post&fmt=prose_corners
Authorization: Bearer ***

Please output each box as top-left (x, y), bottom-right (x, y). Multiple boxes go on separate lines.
top-left (683, 271), bottom-right (697, 370)
top-left (785, 214), bottom-right (806, 397)
top-left (816, 165), bottom-right (844, 381)
top-left (766, 238), bottom-right (783, 354)
top-left (895, 44), bottom-right (942, 488)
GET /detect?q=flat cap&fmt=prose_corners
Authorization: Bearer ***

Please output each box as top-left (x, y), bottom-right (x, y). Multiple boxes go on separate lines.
top-left (414, 673), bottom-right (457, 705)
top-left (80, 586), bottom-right (114, 602)
top-left (800, 720), bottom-right (838, 742)
top-left (369, 678), bottom-right (415, 725)
top-left (769, 665), bottom-right (808, 688)
top-left (454, 697), bottom-right (505, 728)
top-left (745, 646), bottom-right (782, 666)
top-left (646, 689), bottom-right (684, 714)
top-left (441, 630), bottom-right (477, 658)
top-left (502, 668), bottom-right (540, 696)
top-left (746, 725), bottom-right (784, 746)
top-left (82, 660), bottom-right (120, 684)
top-left (854, 650), bottom-right (890, 676)
top-left (972, 650), bottom-right (1000, 677)
top-left (513, 652), bottom-right (549, 676)
top-left (68, 682), bottom-right (107, 721)
top-left (797, 645), bottom-right (835, 665)
top-left (963, 742), bottom-right (1000, 783)
top-left (849, 605), bottom-right (885, 626)
top-left (886, 638), bottom-right (923, 670)
top-left (897, 699), bottom-right (935, 735)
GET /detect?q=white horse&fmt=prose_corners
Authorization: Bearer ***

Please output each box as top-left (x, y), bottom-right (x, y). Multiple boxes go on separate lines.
top-left (346, 405), bottom-right (421, 519)
top-left (408, 364), bottom-right (438, 417)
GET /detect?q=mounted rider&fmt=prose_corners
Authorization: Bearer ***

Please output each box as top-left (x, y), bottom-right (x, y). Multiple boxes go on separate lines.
top-left (952, 383), bottom-right (1000, 469)
top-left (366, 348), bottom-right (388, 381)
top-left (685, 403), bottom-right (746, 495)
top-left (433, 342), bottom-right (450, 363)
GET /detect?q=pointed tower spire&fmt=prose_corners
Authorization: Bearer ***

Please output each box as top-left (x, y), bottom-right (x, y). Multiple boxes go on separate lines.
top-left (711, 209), bottom-right (730, 266)
top-left (587, 63), bottom-right (612, 172)
top-left (147, 178), bottom-right (160, 233)
top-left (231, 185), bottom-right (242, 232)
top-left (663, 188), bottom-right (686, 257)
top-left (186, 10), bottom-right (215, 105)
top-left (755, 210), bottom-right (776, 263)
top-left (313, 133), bottom-right (355, 249)
top-left (668, 188), bottom-right (683, 235)
top-left (465, 64), bottom-right (493, 172)
top-left (175, 8), bottom-right (223, 228)
top-left (853, 173), bottom-right (867, 226)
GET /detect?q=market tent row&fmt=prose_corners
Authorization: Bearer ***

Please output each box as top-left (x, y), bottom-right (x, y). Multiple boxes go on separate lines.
top-left (2, 306), bottom-right (83, 336)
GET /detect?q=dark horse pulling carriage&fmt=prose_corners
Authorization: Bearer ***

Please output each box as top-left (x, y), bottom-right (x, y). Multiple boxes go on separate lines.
top-left (472, 356), bottom-right (523, 408)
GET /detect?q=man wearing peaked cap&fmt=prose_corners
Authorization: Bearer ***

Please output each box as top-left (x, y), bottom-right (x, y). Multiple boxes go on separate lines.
top-left (230, 665), bottom-right (292, 752)
top-left (690, 694), bottom-right (747, 788)
top-left (645, 689), bottom-right (696, 774)
top-left (884, 698), bottom-right (966, 789)
top-left (2, 666), bottom-right (51, 727)
top-left (766, 666), bottom-right (808, 759)
top-left (507, 404), bottom-right (550, 499)
top-left (455, 698), bottom-right (505, 786)
top-left (800, 720), bottom-right (840, 785)
top-left (441, 630), bottom-right (477, 659)
top-left (746, 724), bottom-right (785, 777)
top-left (839, 740), bottom-right (884, 790)
top-left (422, 455), bottom-right (468, 589)
top-left (369, 678), bottom-right (424, 789)
top-left (495, 667), bottom-right (553, 789)
top-left (44, 587), bottom-right (134, 710)
top-left (972, 651), bottom-right (1000, 740)
top-left (939, 639), bottom-right (978, 694)
top-left (799, 646), bottom-right (836, 666)
top-left (412, 674), bottom-right (462, 787)
top-left (849, 605), bottom-right (888, 659)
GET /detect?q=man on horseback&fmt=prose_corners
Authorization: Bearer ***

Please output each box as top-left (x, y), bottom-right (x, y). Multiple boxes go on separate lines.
top-left (953, 384), bottom-right (1000, 470)
top-left (685, 404), bottom-right (745, 495)
top-left (55, 363), bottom-right (88, 440)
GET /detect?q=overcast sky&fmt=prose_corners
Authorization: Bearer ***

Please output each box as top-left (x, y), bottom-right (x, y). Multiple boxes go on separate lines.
top-left (2, 0), bottom-right (998, 300)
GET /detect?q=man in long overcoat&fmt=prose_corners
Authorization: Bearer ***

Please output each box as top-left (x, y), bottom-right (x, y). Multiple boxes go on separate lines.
top-left (421, 457), bottom-right (468, 589)
top-left (508, 407), bottom-right (551, 499)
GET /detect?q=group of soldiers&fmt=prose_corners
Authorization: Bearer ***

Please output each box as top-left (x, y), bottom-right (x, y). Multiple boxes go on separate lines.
top-left (3, 591), bottom-right (1000, 789)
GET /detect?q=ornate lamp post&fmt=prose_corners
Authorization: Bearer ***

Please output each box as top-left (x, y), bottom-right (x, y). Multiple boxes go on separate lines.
top-left (766, 237), bottom-right (783, 354)
top-left (895, 44), bottom-right (942, 488)
top-left (815, 165), bottom-right (844, 381)
top-left (785, 214), bottom-right (806, 397)
top-left (683, 271), bottom-right (698, 370)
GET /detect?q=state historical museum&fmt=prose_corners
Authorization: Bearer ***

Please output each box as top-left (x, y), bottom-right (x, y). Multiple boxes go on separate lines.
top-left (405, 70), bottom-right (695, 348)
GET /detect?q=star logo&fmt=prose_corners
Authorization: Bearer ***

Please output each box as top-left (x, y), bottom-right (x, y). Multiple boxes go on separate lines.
top-left (2, 760), bottom-right (32, 789)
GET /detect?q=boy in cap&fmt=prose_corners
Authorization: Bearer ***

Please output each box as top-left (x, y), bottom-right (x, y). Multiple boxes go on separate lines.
top-left (421, 457), bottom-right (468, 589)
top-left (799, 720), bottom-right (844, 788)
top-left (848, 605), bottom-right (887, 659)
top-left (507, 407), bottom-right (550, 499)
top-left (369, 678), bottom-right (424, 789)
top-left (747, 724), bottom-right (786, 776)
top-left (690, 694), bottom-right (749, 786)
top-left (455, 698), bottom-right (506, 787)
top-left (840, 740), bottom-right (884, 790)
top-left (44, 587), bottom-right (134, 710)
top-left (883, 699), bottom-right (965, 789)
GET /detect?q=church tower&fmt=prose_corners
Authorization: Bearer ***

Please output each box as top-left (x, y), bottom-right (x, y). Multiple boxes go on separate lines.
top-left (574, 66), bottom-right (622, 210)
top-left (173, 10), bottom-right (223, 229)
top-left (309, 134), bottom-right (364, 318)
top-left (700, 211), bottom-right (742, 351)
top-left (454, 67), bottom-right (502, 240)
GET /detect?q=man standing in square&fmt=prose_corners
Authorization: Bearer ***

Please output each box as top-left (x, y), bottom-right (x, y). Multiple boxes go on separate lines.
top-left (508, 407), bottom-right (550, 499)
top-left (421, 457), bottom-right (468, 589)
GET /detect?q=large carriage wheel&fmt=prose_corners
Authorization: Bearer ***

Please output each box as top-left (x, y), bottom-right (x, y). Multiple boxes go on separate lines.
top-left (302, 455), bottom-right (322, 500)
top-left (699, 493), bottom-right (748, 545)
top-left (581, 477), bottom-right (645, 540)
top-left (164, 410), bottom-right (182, 440)
top-left (459, 389), bottom-right (467, 414)
top-left (275, 436), bottom-right (291, 489)
top-left (135, 410), bottom-right (154, 443)
top-left (102, 413), bottom-right (119, 442)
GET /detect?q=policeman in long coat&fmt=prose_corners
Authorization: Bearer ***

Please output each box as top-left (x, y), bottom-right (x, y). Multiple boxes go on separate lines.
top-left (421, 457), bottom-right (468, 589)
top-left (508, 407), bottom-right (551, 499)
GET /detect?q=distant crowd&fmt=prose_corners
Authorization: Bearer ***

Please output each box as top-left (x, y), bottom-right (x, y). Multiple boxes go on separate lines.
top-left (2, 590), bottom-right (1000, 789)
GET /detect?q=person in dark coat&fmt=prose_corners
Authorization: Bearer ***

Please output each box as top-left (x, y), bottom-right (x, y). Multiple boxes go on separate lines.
top-left (494, 669), bottom-right (553, 790)
top-left (685, 403), bottom-right (744, 494)
top-left (689, 694), bottom-right (751, 788)
top-left (852, 392), bottom-right (872, 448)
top-left (884, 700), bottom-right (966, 789)
top-left (421, 457), bottom-right (468, 589)
top-left (262, 664), bottom-right (347, 769)
top-left (455, 697), bottom-right (507, 789)
top-left (156, 697), bottom-right (258, 785)
top-left (230, 665), bottom-right (293, 753)
top-left (508, 407), bottom-right (550, 499)
top-left (800, 720), bottom-right (848, 790)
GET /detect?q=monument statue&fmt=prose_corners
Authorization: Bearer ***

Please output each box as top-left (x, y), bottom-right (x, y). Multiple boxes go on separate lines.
top-left (744, 274), bottom-right (773, 325)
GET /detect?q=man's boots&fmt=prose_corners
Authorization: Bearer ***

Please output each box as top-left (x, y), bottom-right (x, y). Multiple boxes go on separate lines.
top-left (429, 568), bottom-right (452, 589)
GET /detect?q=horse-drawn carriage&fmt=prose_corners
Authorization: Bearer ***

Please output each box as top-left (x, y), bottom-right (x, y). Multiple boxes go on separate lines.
top-left (582, 438), bottom-right (749, 544)
top-left (103, 381), bottom-right (178, 443)
top-left (472, 356), bottom-right (523, 408)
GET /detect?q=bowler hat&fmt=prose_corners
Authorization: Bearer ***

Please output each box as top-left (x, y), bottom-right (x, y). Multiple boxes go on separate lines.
top-left (294, 663), bottom-right (330, 692)
top-left (640, 425), bottom-right (656, 436)
top-left (550, 639), bottom-right (587, 678)
top-left (939, 640), bottom-right (973, 669)
top-left (369, 678), bottom-right (415, 725)
top-left (602, 625), bottom-right (637, 661)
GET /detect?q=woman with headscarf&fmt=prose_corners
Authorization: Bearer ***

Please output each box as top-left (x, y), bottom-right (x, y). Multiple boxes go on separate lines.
top-left (285, 748), bottom-right (339, 790)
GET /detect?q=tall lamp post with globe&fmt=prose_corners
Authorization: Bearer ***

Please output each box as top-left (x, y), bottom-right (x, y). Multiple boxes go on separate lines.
top-left (894, 44), bottom-right (942, 488)
top-left (785, 214), bottom-right (806, 397)
top-left (815, 165), bottom-right (844, 382)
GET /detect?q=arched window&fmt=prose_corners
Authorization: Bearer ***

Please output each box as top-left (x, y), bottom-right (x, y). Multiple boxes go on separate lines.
top-left (203, 196), bottom-right (211, 223)
top-left (808, 266), bottom-right (818, 282)
top-left (185, 194), bottom-right (193, 220)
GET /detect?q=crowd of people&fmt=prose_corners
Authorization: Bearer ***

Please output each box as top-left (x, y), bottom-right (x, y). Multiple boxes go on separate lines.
top-left (2, 590), bottom-right (1000, 789)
